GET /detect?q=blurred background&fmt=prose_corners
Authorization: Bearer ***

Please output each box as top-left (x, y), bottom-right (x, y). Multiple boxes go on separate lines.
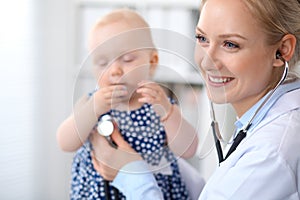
top-left (0, 0), bottom-right (235, 199)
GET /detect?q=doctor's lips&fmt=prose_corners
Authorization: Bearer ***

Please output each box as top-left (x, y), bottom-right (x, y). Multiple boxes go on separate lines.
top-left (208, 75), bottom-right (234, 85)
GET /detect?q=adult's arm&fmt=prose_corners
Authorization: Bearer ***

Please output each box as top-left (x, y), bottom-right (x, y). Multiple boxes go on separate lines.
top-left (112, 161), bottom-right (164, 200)
top-left (91, 130), bottom-right (164, 199)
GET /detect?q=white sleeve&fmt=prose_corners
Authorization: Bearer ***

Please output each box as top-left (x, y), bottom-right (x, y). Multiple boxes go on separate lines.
top-left (112, 160), bottom-right (164, 200)
top-left (178, 158), bottom-right (205, 200)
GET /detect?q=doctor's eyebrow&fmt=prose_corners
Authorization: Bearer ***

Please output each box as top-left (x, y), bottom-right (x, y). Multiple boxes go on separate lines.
top-left (196, 27), bottom-right (248, 41)
top-left (195, 27), bottom-right (205, 34)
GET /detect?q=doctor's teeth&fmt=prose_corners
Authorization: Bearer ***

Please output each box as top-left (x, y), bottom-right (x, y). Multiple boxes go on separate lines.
top-left (210, 77), bottom-right (231, 83)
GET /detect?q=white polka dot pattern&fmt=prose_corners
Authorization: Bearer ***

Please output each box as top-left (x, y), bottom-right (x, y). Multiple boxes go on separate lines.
top-left (70, 103), bottom-right (190, 200)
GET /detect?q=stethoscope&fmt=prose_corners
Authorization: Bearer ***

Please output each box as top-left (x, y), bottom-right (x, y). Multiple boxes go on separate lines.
top-left (96, 114), bottom-right (120, 200)
top-left (210, 52), bottom-right (289, 164)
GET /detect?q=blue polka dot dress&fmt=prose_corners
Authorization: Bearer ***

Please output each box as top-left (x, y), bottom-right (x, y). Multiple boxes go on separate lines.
top-left (70, 103), bottom-right (191, 200)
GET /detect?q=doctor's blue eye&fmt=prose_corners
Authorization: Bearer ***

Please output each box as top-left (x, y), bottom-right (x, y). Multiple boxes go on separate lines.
top-left (224, 41), bottom-right (239, 49)
top-left (195, 34), bottom-right (208, 43)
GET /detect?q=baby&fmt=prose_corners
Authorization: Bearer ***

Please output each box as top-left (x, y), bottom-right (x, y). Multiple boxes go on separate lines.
top-left (56, 8), bottom-right (198, 199)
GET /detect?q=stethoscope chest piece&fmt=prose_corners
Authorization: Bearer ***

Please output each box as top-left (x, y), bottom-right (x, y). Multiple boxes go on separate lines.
top-left (97, 114), bottom-right (114, 137)
top-left (96, 114), bottom-right (120, 199)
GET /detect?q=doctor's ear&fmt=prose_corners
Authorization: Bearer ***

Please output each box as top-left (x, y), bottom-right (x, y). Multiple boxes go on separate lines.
top-left (275, 50), bottom-right (282, 60)
top-left (273, 34), bottom-right (296, 67)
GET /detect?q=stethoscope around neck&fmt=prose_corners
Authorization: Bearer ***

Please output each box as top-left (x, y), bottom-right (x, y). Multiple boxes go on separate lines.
top-left (210, 55), bottom-right (289, 164)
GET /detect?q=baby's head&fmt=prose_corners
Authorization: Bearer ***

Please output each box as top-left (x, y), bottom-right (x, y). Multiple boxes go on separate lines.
top-left (88, 8), bottom-right (158, 91)
top-left (88, 8), bottom-right (155, 51)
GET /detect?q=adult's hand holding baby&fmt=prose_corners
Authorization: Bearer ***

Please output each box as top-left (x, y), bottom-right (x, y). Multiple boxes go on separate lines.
top-left (91, 127), bottom-right (142, 181)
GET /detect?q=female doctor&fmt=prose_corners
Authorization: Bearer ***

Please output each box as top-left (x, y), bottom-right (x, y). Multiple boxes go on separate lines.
top-left (91, 0), bottom-right (300, 199)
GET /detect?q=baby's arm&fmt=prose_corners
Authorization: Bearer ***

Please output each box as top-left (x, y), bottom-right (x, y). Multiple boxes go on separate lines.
top-left (56, 85), bottom-right (128, 152)
top-left (136, 82), bottom-right (198, 158)
top-left (161, 104), bottom-right (199, 158)
top-left (56, 95), bottom-right (100, 152)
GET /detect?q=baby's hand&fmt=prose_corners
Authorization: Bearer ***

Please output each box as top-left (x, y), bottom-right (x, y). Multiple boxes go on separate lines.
top-left (136, 81), bottom-right (172, 118)
top-left (93, 85), bottom-right (128, 116)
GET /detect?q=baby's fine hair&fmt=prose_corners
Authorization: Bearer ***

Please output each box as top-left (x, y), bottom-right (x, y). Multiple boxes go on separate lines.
top-left (88, 8), bottom-right (155, 52)
top-left (92, 8), bottom-right (151, 31)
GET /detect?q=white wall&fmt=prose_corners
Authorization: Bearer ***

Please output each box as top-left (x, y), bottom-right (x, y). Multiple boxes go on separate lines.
top-left (33, 0), bottom-right (75, 199)
top-left (0, 0), bottom-right (75, 199)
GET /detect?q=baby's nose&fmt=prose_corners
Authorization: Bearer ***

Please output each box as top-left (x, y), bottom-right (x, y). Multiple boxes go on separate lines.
top-left (110, 62), bottom-right (123, 77)
top-left (109, 62), bottom-right (124, 84)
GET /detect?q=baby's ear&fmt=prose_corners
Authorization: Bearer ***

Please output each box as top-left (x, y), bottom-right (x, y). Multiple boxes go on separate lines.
top-left (149, 50), bottom-right (159, 76)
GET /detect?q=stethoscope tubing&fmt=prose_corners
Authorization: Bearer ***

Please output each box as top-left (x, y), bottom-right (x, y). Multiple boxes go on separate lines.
top-left (210, 59), bottom-right (289, 164)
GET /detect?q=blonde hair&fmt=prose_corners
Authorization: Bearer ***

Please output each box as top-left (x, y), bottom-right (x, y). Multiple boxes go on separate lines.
top-left (241, 1), bottom-right (300, 68)
top-left (200, 0), bottom-right (300, 76)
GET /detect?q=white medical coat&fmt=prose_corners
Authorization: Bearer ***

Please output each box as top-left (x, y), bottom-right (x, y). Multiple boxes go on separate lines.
top-left (199, 87), bottom-right (300, 199)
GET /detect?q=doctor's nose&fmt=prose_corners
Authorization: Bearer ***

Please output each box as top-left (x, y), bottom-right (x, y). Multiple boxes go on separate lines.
top-left (202, 46), bottom-right (222, 71)
top-left (201, 53), bottom-right (216, 70)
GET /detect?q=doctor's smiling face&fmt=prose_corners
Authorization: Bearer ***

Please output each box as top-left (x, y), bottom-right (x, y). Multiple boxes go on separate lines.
top-left (194, 0), bottom-right (283, 117)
